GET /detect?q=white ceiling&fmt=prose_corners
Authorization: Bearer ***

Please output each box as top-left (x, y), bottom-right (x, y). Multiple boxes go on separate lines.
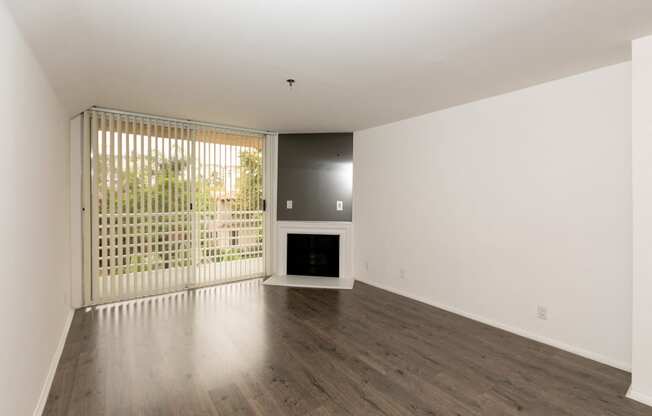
top-left (6, 0), bottom-right (652, 132)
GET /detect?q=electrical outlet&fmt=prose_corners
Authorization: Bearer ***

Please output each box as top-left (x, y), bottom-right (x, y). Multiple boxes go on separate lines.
top-left (286, 200), bottom-right (293, 210)
top-left (400, 268), bottom-right (406, 279)
top-left (537, 306), bottom-right (548, 320)
top-left (336, 200), bottom-right (343, 211)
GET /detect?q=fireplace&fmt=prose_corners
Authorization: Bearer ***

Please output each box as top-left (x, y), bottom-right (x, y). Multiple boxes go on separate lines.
top-left (287, 234), bottom-right (340, 277)
top-left (275, 221), bottom-right (353, 281)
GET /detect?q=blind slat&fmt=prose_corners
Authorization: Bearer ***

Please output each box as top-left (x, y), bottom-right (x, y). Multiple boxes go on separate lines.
top-left (87, 110), bottom-right (265, 304)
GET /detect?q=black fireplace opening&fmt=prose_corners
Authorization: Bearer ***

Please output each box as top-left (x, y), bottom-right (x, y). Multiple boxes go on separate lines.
top-left (287, 234), bottom-right (339, 277)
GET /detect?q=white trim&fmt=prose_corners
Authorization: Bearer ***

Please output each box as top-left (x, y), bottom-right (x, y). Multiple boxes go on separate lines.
top-left (627, 386), bottom-right (652, 407)
top-left (70, 115), bottom-right (84, 308)
top-left (355, 277), bottom-right (632, 373)
top-left (82, 113), bottom-right (92, 305)
top-left (277, 221), bottom-right (353, 279)
top-left (33, 309), bottom-right (74, 416)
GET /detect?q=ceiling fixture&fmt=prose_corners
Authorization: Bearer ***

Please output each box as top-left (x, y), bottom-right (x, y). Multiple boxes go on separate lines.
top-left (286, 78), bottom-right (295, 89)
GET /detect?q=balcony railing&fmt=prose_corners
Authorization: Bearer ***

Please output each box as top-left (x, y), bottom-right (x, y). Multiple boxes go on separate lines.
top-left (94, 210), bottom-right (264, 280)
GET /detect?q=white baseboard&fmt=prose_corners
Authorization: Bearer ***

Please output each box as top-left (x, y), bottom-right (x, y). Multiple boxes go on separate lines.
top-left (627, 386), bottom-right (652, 407)
top-left (355, 277), bottom-right (631, 373)
top-left (33, 308), bottom-right (74, 416)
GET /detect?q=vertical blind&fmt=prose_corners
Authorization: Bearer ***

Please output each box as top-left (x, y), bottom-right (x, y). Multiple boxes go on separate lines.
top-left (87, 110), bottom-right (265, 304)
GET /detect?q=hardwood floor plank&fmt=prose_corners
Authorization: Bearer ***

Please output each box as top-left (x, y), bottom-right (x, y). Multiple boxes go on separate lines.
top-left (209, 383), bottom-right (256, 416)
top-left (43, 279), bottom-right (652, 415)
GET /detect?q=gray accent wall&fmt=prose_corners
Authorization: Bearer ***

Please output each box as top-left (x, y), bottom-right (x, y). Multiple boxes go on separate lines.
top-left (277, 133), bottom-right (353, 222)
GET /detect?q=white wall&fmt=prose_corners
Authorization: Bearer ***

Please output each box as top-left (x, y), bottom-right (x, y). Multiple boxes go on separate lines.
top-left (0, 2), bottom-right (72, 415)
top-left (354, 62), bottom-right (632, 370)
top-left (630, 35), bottom-right (652, 406)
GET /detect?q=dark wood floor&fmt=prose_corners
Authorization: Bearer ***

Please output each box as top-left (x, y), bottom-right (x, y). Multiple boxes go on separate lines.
top-left (44, 279), bottom-right (651, 415)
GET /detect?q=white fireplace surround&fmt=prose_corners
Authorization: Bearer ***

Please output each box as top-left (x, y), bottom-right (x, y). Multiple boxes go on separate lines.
top-left (275, 221), bottom-right (353, 280)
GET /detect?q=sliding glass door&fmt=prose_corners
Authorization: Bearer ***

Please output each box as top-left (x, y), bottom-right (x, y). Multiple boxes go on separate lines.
top-left (86, 110), bottom-right (265, 304)
top-left (193, 129), bottom-right (265, 288)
